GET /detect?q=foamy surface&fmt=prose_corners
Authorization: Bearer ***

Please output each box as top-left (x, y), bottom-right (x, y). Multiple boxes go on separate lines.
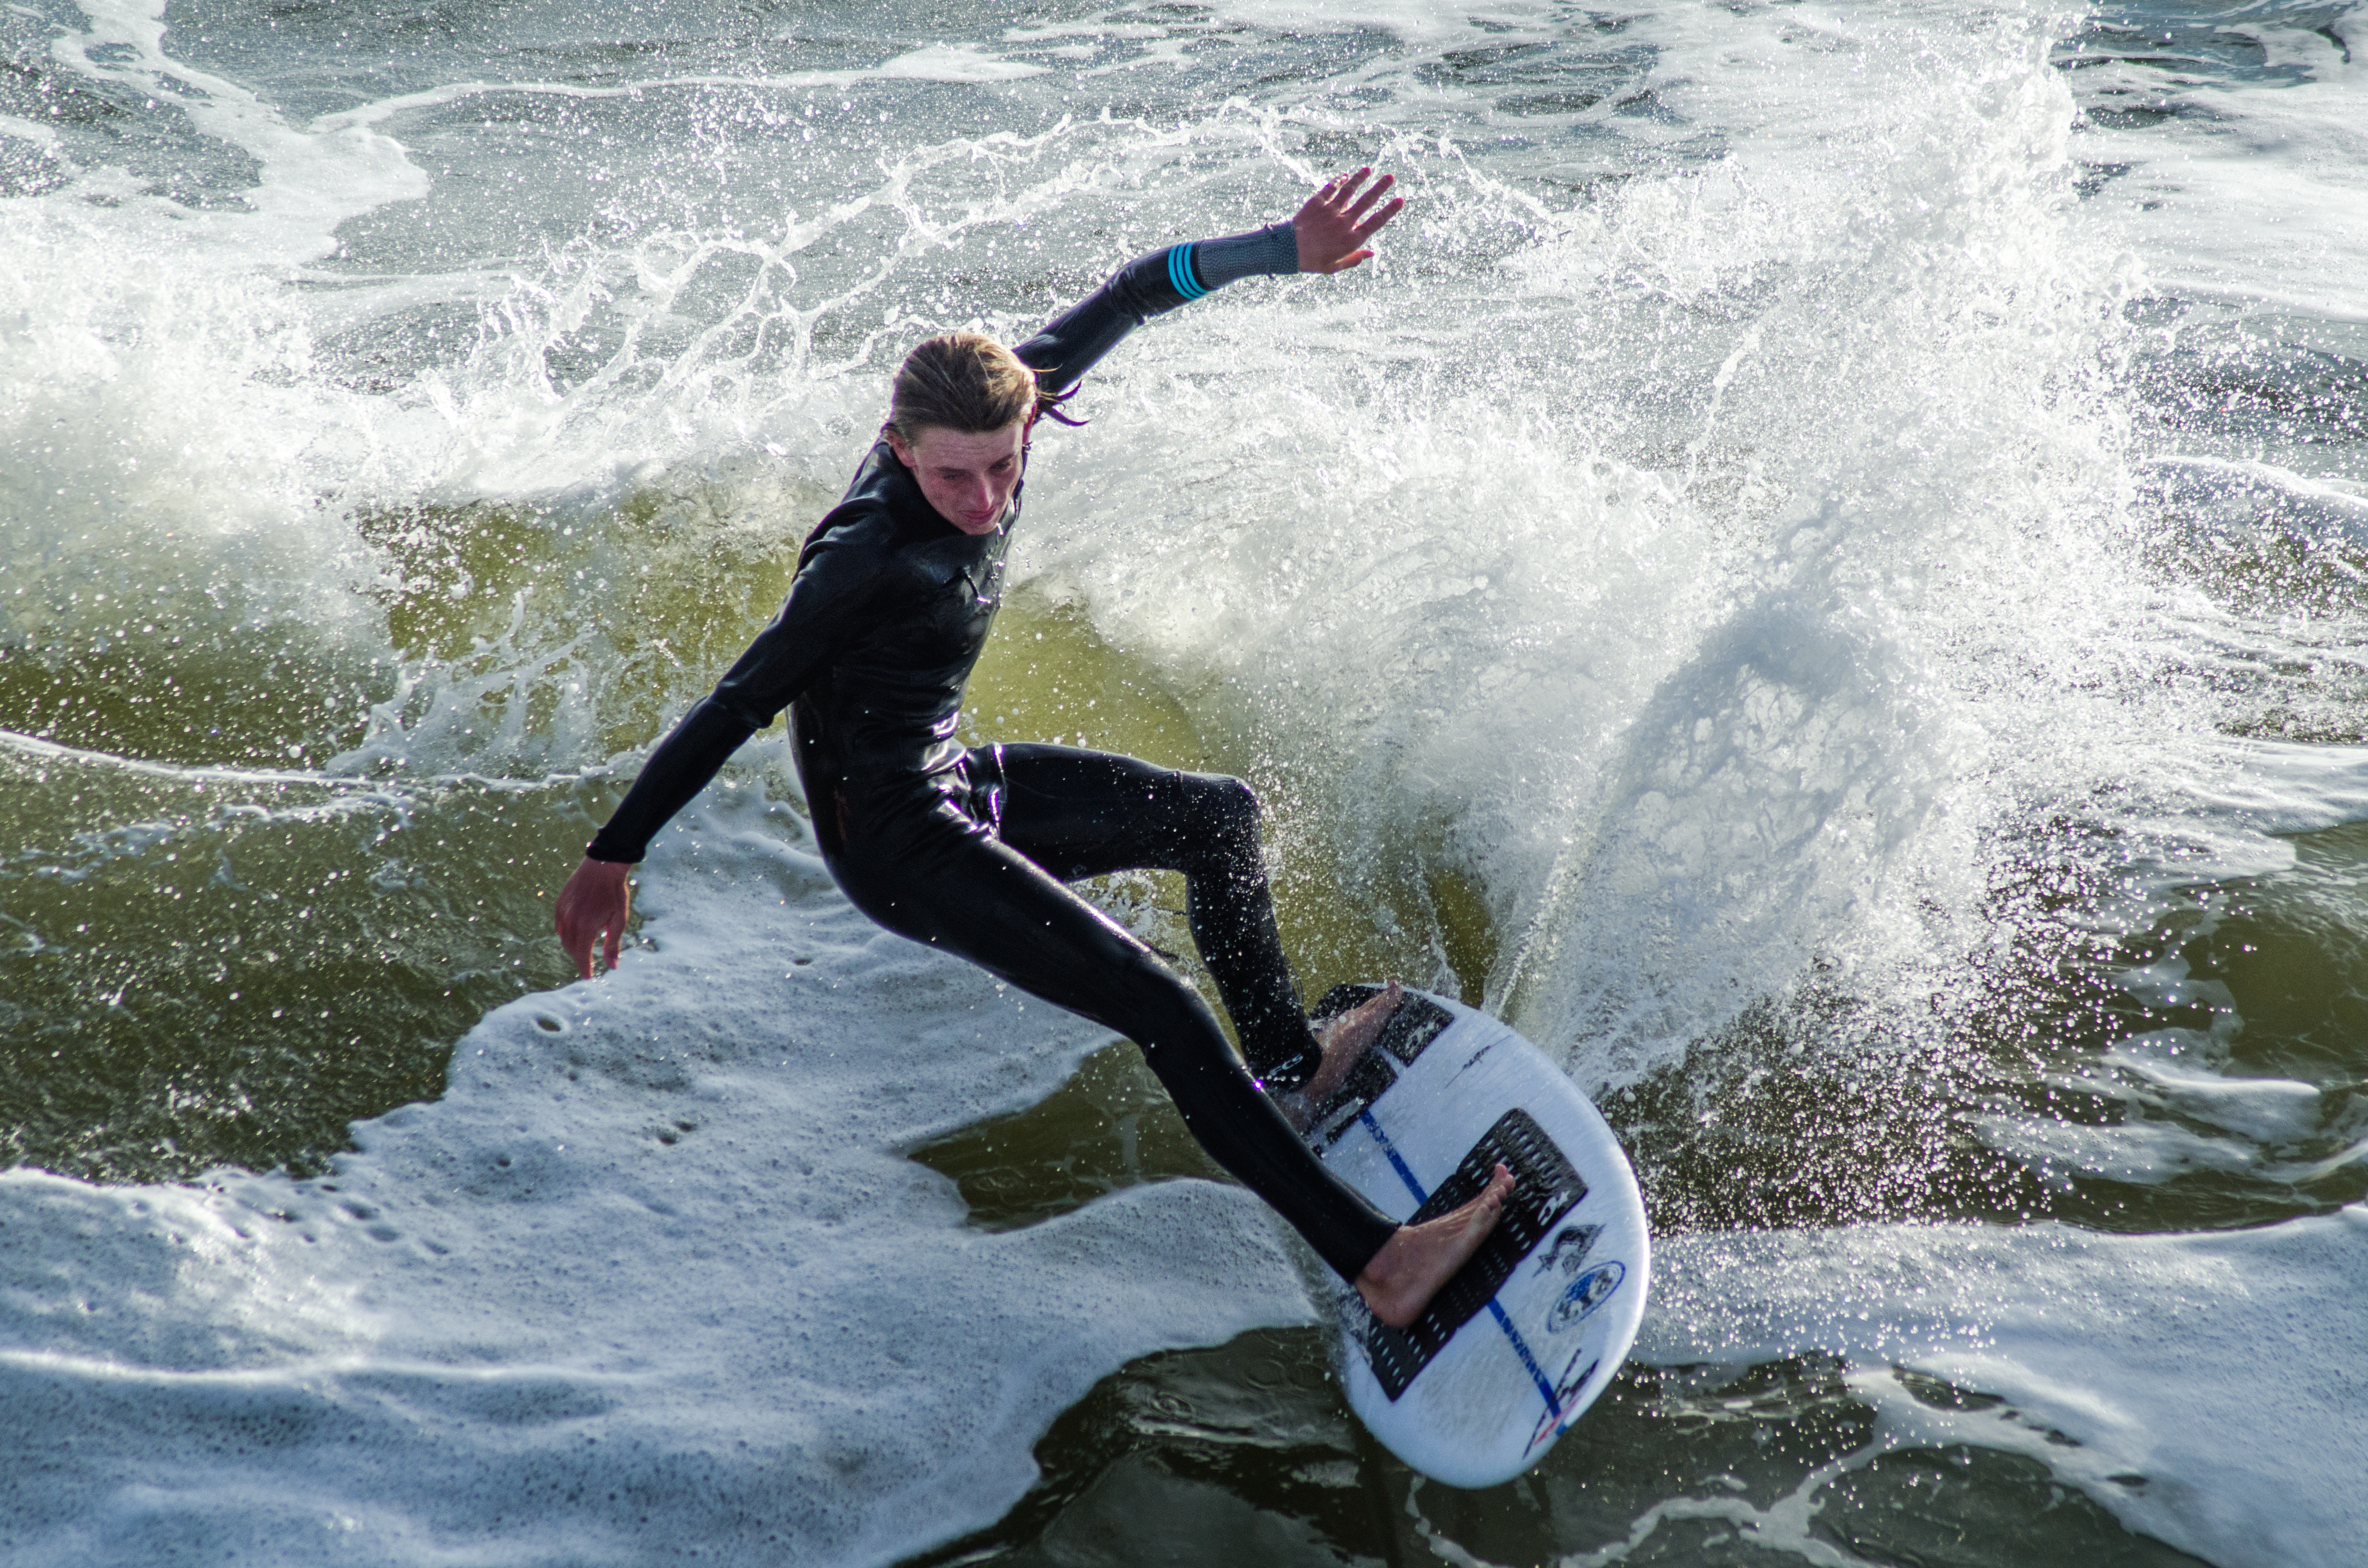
top-left (7, 787), bottom-right (2361, 1564)
top-left (3, 787), bottom-right (1314, 1564)
top-left (3, 0), bottom-right (2364, 1560)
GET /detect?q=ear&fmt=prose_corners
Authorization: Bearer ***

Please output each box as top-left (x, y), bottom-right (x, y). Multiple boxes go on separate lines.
top-left (884, 428), bottom-right (915, 468)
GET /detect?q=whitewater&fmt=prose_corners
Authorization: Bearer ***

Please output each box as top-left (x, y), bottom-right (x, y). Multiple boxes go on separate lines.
top-left (2, 0), bottom-right (2364, 1562)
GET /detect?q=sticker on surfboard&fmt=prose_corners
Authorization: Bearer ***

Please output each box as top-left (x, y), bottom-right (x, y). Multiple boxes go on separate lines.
top-left (1304, 984), bottom-right (1651, 1489)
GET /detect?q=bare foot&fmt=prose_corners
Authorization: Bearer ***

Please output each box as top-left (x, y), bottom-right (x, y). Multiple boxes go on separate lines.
top-left (1354, 1162), bottom-right (1515, 1329)
top-left (1277, 980), bottom-right (1403, 1130)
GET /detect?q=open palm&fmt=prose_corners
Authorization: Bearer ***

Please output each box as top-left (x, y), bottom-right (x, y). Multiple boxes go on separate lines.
top-left (1293, 167), bottom-right (1405, 274)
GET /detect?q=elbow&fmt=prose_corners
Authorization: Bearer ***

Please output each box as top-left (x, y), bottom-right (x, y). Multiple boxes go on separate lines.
top-left (704, 685), bottom-right (781, 734)
top-left (1109, 256), bottom-right (1174, 319)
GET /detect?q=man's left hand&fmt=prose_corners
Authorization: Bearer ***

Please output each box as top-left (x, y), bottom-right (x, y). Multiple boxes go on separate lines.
top-left (1294, 166), bottom-right (1405, 274)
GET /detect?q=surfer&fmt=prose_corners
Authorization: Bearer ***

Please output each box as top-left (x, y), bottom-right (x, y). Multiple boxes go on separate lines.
top-left (554, 169), bottom-right (1515, 1328)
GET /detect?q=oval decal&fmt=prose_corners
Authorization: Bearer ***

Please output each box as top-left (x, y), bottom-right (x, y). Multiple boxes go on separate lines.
top-left (1546, 1260), bottom-right (1625, 1334)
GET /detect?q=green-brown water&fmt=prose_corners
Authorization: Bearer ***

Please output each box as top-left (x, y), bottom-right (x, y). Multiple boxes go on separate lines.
top-left (909, 1330), bottom-right (2210, 1568)
top-left (898, 819), bottom-right (2365, 1568)
top-left (7, 0), bottom-right (2366, 1555)
top-left (9, 483), bottom-right (2368, 1564)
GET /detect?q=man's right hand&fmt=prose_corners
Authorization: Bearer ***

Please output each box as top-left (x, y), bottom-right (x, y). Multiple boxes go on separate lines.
top-left (555, 857), bottom-right (633, 979)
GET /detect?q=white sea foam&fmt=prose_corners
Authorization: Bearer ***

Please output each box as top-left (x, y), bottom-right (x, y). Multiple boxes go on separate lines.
top-left (5, 0), bottom-right (2366, 1559)
top-left (0, 204), bottom-right (386, 712)
top-left (9, 779), bottom-right (2356, 1567)
top-left (54, 0), bottom-right (428, 263)
top-left (1199, 0), bottom-right (1560, 45)
top-left (0, 786), bottom-right (1311, 1565)
top-left (1005, 2), bottom-right (2355, 1082)
top-left (1637, 1210), bottom-right (2368, 1568)
top-left (310, 46), bottom-right (1049, 140)
top-left (2072, 4), bottom-right (2368, 324)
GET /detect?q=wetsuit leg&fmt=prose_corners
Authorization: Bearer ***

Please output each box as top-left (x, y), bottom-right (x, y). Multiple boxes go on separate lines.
top-left (823, 795), bottom-right (1396, 1284)
top-left (986, 742), bottom-right (1323, 1090)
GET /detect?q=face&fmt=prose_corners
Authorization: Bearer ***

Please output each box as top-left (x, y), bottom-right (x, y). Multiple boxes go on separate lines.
top-left (886, 419), bottom-right (1030, 536)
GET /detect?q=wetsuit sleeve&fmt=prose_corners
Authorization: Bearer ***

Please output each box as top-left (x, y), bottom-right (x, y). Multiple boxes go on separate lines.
top-left (1014, 221), bottom-right (1300, 394)
top-left (584, 520), bottom-right (891, 863)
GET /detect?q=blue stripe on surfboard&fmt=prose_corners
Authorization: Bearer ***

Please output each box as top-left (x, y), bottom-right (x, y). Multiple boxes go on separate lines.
top-left (1359, 1108), bottom-right (1426, 1205)
top-left (1486, 1300), bottom-right (1560, 1416)
top-left (1357, 1109), bottom-right (1563, 1421)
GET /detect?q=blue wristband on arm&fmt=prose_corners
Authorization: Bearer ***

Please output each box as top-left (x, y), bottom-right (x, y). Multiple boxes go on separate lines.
top-left (1174, 220), bottom-right (1301, 297)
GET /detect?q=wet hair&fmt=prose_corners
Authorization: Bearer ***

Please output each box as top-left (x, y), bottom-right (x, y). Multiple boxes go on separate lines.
top-left (884, 332), bottom-right (1082, 443)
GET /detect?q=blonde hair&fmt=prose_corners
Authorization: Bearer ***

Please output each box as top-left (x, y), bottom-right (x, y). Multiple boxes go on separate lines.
top-left (885, 333), bottom-right (1039, 441)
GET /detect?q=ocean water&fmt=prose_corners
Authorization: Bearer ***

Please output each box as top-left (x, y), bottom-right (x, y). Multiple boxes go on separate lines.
top-left (2, 0), bottom-right (2364, 1561)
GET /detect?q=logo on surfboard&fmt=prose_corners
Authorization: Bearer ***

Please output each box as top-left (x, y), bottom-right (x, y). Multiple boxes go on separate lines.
top-left (1546, 1261), bottom-right (1625, 1334)
top-left (1526, 1351), bottom-right (1603, 1454)
top-left (1533, 1222), bottom-right (1600, 1279)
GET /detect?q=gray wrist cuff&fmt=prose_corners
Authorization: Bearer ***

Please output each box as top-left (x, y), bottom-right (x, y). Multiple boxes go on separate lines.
top-left (1189, 221), bottom-right (1301, 289)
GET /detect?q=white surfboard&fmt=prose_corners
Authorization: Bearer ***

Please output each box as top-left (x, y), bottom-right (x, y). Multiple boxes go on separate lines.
top-left (1304, 984), bottom-right (1651, 1489)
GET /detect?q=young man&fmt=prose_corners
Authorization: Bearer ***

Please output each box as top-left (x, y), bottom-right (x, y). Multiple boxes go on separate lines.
top-left (555, 170), bottom-right (1512, 1328)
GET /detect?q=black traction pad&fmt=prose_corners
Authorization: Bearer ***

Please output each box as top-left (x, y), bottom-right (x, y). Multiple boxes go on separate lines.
top-left (1303, 984), bottom-right (1455, 1149)
top-left (1309, 983), bottom-right (1455, 1066)
top-left (1361, 1107), bottom-right (1587, 1401)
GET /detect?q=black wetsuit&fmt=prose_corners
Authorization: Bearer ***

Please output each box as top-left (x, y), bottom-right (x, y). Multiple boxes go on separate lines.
top-left (586, 235), bottom-right (1399, 1282)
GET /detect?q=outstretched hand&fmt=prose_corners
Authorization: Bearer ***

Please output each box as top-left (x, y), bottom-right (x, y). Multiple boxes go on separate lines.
top-left (555, 856), bottom-right (633, 979)
top-left (1293, 166), bottom-right (1405, 274)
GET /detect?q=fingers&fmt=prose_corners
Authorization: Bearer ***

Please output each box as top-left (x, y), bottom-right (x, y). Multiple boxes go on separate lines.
top-left (1344, 170), bottom-right (1395, 219)
top-left (556, 903), bottom-right (592, 979)
top-left (1319, 165), bottom-right (1372, 203)
top-left (563, 915), bottom-right (602, 979)
top-left (1300, 167), bottom-right (1404, 272)
top-left (1315, 167), bottom-right (1358, 202)
top-left (1353, 195), bottom-right (1405, 240)
top-left (562, 916), bottom-right (621, 979)
top-left (1319, 168), bottom-right (1395, 217)
top-left (555, 858), bottom-right (631, 979)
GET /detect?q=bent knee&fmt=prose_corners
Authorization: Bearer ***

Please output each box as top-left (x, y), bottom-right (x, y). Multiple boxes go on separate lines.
top-left (1103, 943), bottom-right (1196, 1015)
top-left (1176, 770), bottom-right (1262, 844)
top-left (1095, 947), bottom-right (1228, 1054)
